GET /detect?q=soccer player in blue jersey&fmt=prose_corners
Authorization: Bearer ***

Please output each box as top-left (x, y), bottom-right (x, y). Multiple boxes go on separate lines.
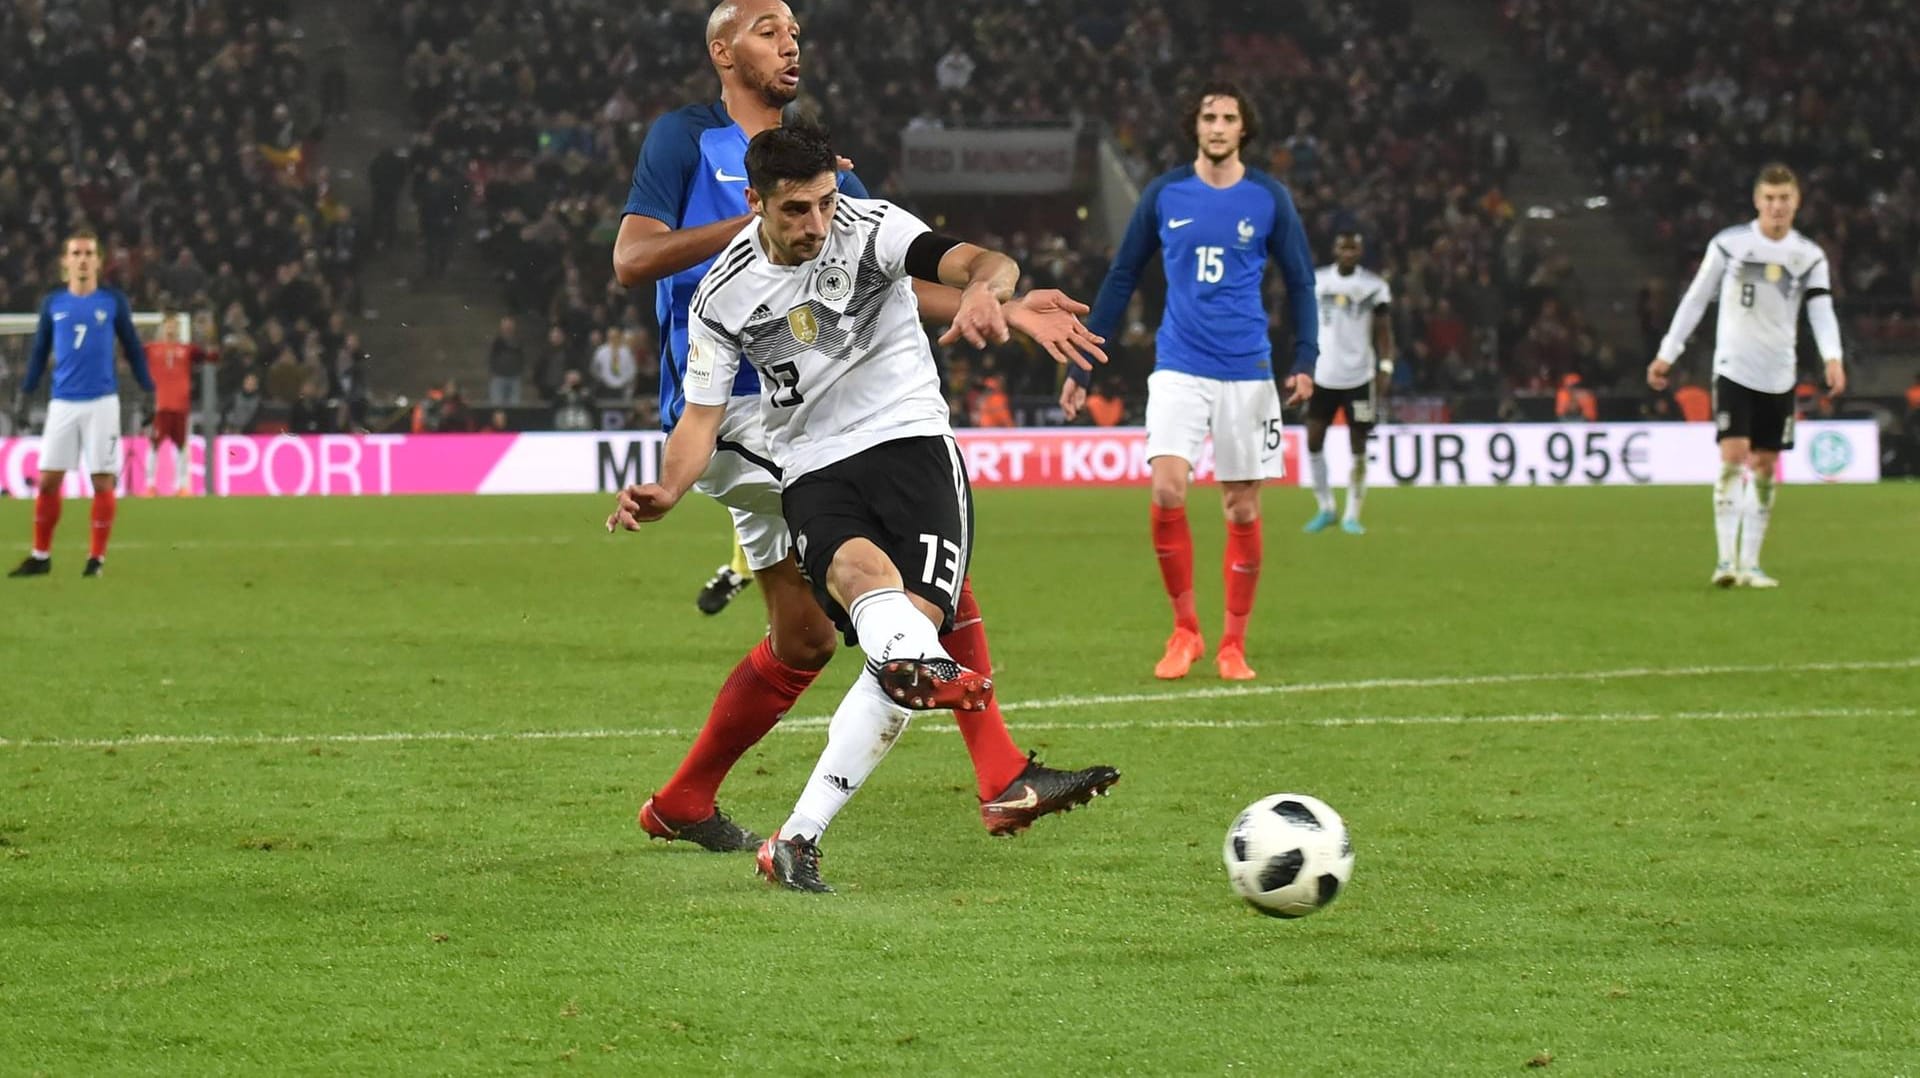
top-left (609, 0), bottom-right (1116, 852)
top-left (10, 229), bottom-right (154, 579)
top-left (1064, 82), bottom-right (1319, 681)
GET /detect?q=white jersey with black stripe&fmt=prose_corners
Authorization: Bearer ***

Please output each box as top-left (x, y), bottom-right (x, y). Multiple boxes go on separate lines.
top-left (684, 196), bottom-right (951, 480)
top-left (1313, 265), bottom-right (1391, 390)
top-left (1659, 222), bottom-right (1831, 394)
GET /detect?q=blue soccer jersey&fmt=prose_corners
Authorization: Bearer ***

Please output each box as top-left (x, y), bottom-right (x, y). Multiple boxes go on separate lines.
top-left (1083, 165), bottom-right (1318, 384)
top-left (622, 101), bottom-right (867, 431)
top-left (24, 287), bottom-right (153, 401)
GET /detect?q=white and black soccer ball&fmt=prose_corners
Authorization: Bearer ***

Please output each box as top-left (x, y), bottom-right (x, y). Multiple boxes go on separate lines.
top-left (1222, 793), bottom-right (1354, 918)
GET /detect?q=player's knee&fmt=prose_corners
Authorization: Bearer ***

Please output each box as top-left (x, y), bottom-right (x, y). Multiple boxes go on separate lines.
top-left (770, 625), bottom-right (835, 671)
top-left (1221, 486), bottom-right (1261, 525)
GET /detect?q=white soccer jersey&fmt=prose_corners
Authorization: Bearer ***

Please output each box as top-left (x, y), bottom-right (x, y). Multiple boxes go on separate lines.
top-left (684, 196), bottom-right (952, 480)
top-left (1658, 222), bottom-right (1837, 394)
top-left (1312, 265), bottom-right (1391, 390)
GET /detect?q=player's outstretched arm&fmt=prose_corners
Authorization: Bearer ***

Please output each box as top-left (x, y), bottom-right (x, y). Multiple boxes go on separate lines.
top-left (930, 244), bottom-right (1019, 350)
top-left (912, 282), bottom-right (1107, 370)
top-left (607, 402), bottom-right (724, 531)
top-left (1651, 242), bottom-right (1729, 388)
top-left (1074, 180), bottom-right (1167, 391)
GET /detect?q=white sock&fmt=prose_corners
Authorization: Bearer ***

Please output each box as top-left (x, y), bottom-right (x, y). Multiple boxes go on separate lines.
top-left (848, 587), bottom-right (950, 667)
top-left (781, 673), bottom-right (911, 842)
top-left (1713, 463), bottom-right (1744, 565)
top-left (1344, 459), bottom-right (1367, 523)
top-left (164, 442), bottom-right (181, 491)
top-left (1308, 451), bottom-right (1335, 513)
top-left (175, 442), bottom-right (191, 494)
top-left (1740, 470), bottom-right (1774, 570)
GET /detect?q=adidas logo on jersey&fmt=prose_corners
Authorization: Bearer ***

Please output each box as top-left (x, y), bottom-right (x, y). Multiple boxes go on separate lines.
top-left (747, 304), bottom-right (777, 324)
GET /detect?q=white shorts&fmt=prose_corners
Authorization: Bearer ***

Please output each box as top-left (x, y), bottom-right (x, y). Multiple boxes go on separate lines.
top-left (39, 395), bottom-right (124, 475)
top-left (1144, 370), bottom-right (1285, 482)
top-left (692, 397), bottom-right (790, 572)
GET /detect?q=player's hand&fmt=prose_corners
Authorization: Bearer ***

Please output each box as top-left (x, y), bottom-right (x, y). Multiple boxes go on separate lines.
top-left (1646, 358), bottom-right (1672, 391)
top-left (1059, 379), bottom-right (1088, 421)
top-left (606, 483), bottom-right (679, 531)
top-left (836, 155), bottom-right (856, 175)
top-left (1284, 372), bottom-right (1314, 406)
top-left (1003, 289), bottom-right (1107, 371)
top-left (939, 283), bottom-right (1012, 350)
top-left (1824, 359), bottom-right (1846, 396)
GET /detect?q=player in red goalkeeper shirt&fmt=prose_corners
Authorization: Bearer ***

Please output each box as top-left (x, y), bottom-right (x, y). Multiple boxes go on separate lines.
top-left (144, 313), bottom-right (210, 496)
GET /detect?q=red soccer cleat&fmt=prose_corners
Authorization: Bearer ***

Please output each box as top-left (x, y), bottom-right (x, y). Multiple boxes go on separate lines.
top-left (876, 658), bottom-right (993, 712)
top-left (1216, 645), bottom-right (1256, 681)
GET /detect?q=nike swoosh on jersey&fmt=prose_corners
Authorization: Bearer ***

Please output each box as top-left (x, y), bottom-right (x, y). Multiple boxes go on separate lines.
top-left (984, 784), bottom-right (1040, 810)
top-left (54, 312), bottom-right (69, 320)
top-left (1168, 218), bottom-right (1194, 229)
top-left (714, 167), bottom-right (748, 183)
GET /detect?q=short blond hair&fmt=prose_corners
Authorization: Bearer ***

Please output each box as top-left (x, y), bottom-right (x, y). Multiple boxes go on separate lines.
top-left (1755, 163), bottom-right (1798, 189)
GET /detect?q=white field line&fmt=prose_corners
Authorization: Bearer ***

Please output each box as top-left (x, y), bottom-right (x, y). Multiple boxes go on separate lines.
top-left (2, 657), bottom-right (1912, 751)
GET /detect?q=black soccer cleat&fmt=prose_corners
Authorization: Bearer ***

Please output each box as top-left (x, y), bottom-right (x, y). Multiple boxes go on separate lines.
top-left (980, 752), bottom-right (1122, 837)
top-left (638, 798), bottom-right (763, 853)
top-left (8, 556), bottom-right (50, 578)
top-left (877, 657), bottom-right (993, 712)
top-left (82, 558), bottom-right (104, 578)
top-left (755, 833), bottom-right (834, 893)
top-left (696, 565), bottom-right (752, 615)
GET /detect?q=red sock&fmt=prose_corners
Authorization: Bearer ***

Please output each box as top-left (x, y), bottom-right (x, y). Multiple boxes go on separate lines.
top-left (652, 637), bottom-right (819, 822)
top-left (941, 578), bottom-right (1029, 799)
top-left (32, 485), bottom-right (62, 556)
top-left (1222, 518), bottom-right (1262, 651)
top-left (1151, 503), bottom-right (1199, 633)
top-left (89, 486), bottom-right (116, 560)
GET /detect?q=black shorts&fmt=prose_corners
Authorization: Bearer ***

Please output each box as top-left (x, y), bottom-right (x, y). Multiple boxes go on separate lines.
top-left (1713, 376), bottom-right (1795, 450)
top-left (782, 435), bottom-right (973, 643)
top-left (1306, 380), bottom-right (1378, 428)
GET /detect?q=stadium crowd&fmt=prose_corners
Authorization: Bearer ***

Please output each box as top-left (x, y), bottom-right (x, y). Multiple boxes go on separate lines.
top-left (0, 0), bottom-right (369, 431)
top-left (1504, 0), bottom-right (1920, 349)
top-left (374, 0), bottom-right (1598, 425)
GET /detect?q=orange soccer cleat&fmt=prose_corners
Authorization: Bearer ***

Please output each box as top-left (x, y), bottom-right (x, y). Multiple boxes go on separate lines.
top-left (1216, 645), bottom-right (1256, 681)
top-left (1154, 627), bottom-right (1206, 680)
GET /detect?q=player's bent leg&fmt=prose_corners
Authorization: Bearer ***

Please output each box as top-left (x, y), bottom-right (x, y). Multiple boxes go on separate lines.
top-left (943, 578), bottom-right (1122, 833)
top-left (1217, 481), bottom-right (1263, 681)
top-left (641, 553), bottom-right (827, 851)
top-left (1148, 454), bottom-right (1206, 678)
top-left (940, 579), bottom-right (1028, 797)
top-left (823, 539), bottom-right (990, 712)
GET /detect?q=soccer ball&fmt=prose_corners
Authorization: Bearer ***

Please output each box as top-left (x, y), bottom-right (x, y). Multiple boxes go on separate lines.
top-left (1222, 793), bottom-right (1354, 918)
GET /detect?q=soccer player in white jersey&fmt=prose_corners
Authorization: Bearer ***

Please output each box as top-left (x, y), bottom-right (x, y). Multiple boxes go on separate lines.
top-left (1304, 231), bottom-right (1393, 535)
top-left (612, 125), bottom-right (1118, 892)
top-left (612, 0), bottom-right (1121, 856)
top-left (1648, 164), bottom-right (1845, 588)
top-left (10, 229), bottom-right (154, 579)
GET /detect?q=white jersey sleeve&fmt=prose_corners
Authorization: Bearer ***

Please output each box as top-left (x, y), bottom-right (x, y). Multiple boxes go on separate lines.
top-left (683, 322), bottom-right (742, 408)
top-left (1657, 240), bottom-right (1728, 366)
top-left (871, 202), bottom-right (933, 279)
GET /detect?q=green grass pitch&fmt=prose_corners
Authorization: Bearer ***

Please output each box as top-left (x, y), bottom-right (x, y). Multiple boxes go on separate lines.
top-left (3, 484), bottom-right (1917, 1074)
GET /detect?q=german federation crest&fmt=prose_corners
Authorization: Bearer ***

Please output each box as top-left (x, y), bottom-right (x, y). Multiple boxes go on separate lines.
top-left (815, 263), bottom-right (852, 301)
top-left (1808, 430), bottom-right (1852, 480)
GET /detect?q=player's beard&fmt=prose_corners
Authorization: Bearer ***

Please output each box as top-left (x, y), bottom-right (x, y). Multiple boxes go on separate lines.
top-left (756, 69), bottom-right (801, 109)
top-left (1200, 143), bottom-right (1238, 166)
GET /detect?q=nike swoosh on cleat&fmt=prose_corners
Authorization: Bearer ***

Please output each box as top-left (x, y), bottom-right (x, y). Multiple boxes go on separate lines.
top-left (1168, 218), bottom-right (1194, 229)
top-left (714, 167), bottom-right (748, 183)
top-left (985, 784), bottom-right (1039, 810)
